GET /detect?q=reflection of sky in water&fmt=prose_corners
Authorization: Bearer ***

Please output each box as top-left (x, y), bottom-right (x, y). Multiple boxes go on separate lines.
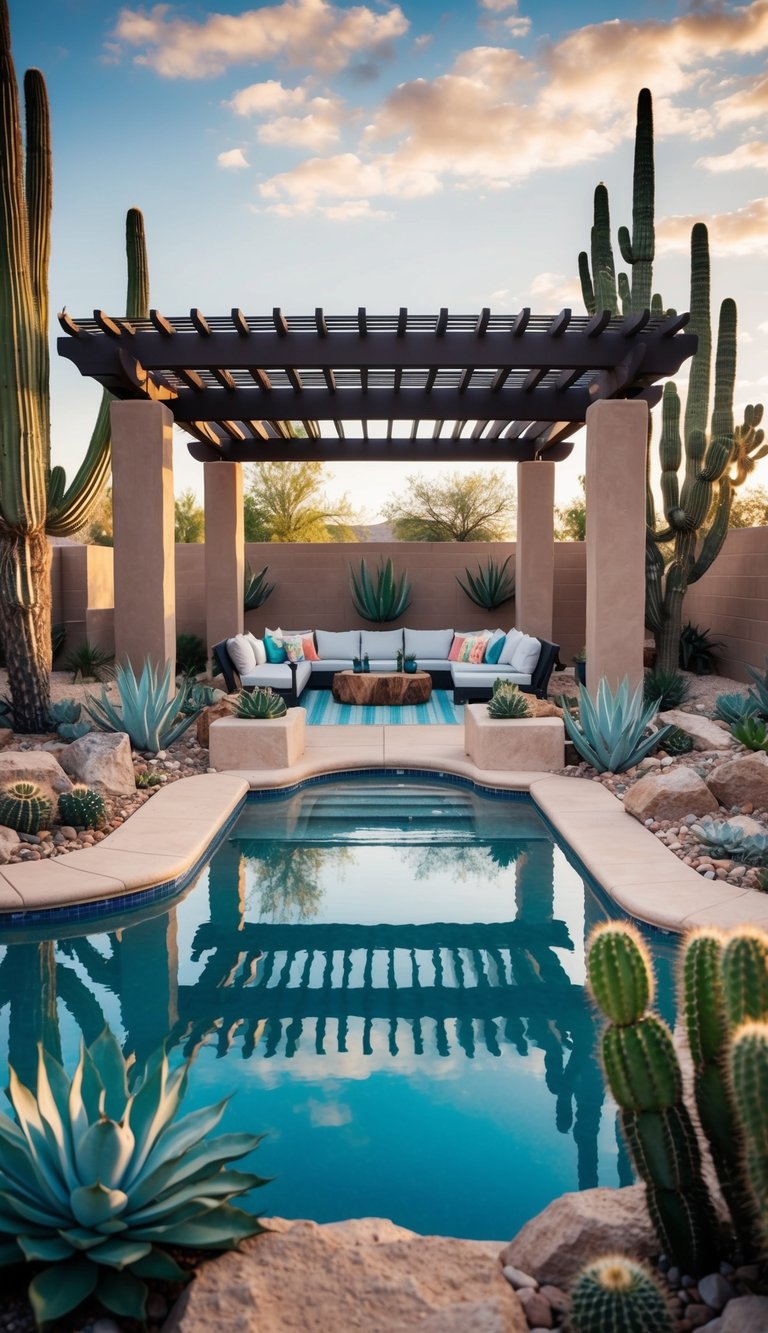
top-left (0, 779), bottom-right (677, 1240)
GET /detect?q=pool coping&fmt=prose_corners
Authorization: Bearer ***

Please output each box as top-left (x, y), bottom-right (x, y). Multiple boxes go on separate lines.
top-left (1, 724), bottom-right (767, 934)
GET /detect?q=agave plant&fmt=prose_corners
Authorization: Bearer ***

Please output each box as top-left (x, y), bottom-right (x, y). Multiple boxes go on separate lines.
top-left (84, 660), bottom-right (203, 753)
top-left (662, 726), bottom-right (694, 756)
top-left (746, 658), bottom-right (768, 718)
top-left (243, 562), bottom-right (275, 612)
top-left (642, 667), bottom-right (689, 711)
top-left (0, 1030), bottom-right (266, 1325)
top-left (732, 716), bottom-right (768, 753)
top-left (561, 678), bottom-right (672, 774)
top-left (64, 640), bottom-right (115, 684)
top-left (678, 622), bottom-right (724, 675)
top-left (234, 687), bottom-right (287, 719)
top-left (690, 817), bottom-right (768, 867)
top-left (714, 692), bottom-right (758, 726)
top-left (48, 698), bottom-right (91, 741)
top-left (457, 556), bottom-right (515, 610)
top-left (350, 557), bottom-right (411, 622)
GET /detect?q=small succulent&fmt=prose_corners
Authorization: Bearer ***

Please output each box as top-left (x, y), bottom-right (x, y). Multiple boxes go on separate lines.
top-left (85, 660), bottom-right (203, 754)
top-left (48, 698), bottom-right (91, 741)
top-left (457, 555), bottom-right (515, 610)
top-left (661, 726), bottom-right (694, 756)
top-left (746, 657), bottom-right (768, 718)
top-left (731, 716), bottom-right (768, 753)
top-left (690, 817), bottom-right (768, 867)
top-left (487, 683), bottom-right (531, 719)
top-left (350, 557), bottom-right (411, 622)
top-left (64, 640), bottom-right (115, 683)
top-left (243, 562), bottom-right (276, 611)
top-left (570, 1256), bottom-right (674, 1333)
top-left (58, 785), bottom-right (106, 830)
top-left (234, 687), bottom-right (287, 719)
top-left (135, 770), bottom-right (163, 789)
top-left (642, 667), bottom-right (689, 711)
top-left (678, 622), bottom-right (724, 676)
top-left (0, 1030), bottom-right (266, 1325)
top-left (714, 692), bottom-right (758, 726)
top-left (561, 678), bottom-right (671, 774)
top-left (180, 682), bottom-right (219, 716)
top-left (0, 781), bottom-right (52, 834)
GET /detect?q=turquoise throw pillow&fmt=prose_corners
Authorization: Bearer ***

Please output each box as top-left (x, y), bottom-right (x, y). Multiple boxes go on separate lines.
top-left (264, 632), bottom-right (287, 664)
top-left (485, 635), bottom-right (505, 665)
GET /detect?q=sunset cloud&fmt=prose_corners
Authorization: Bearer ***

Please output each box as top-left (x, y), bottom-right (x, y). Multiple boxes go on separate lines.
top-left (657, 198), bottom-right (768, 256)
top-left (697, 140), bottom-right (768, 173)
top-left (111, 0), bottom-right (409, 78)
top-left (715, 73), bottom-right (768, 125)
top-left (217, 147), bottom-right (249, 168)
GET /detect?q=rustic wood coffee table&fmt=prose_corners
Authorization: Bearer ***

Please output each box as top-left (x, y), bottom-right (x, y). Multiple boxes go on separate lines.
top-left (332, 670), bottom-right (432, 706)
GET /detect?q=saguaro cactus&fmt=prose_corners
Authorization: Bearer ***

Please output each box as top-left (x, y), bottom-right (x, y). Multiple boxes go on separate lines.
top-left (0, 0), bottom-right (149, 731)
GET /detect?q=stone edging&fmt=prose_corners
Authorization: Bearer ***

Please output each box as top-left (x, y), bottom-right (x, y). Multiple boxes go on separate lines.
top-left (0, 727), bottom-right (767, 933)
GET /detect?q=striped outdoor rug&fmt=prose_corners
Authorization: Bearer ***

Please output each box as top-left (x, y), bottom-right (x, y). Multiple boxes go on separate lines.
top-left (301, 687), bottom-right (464, 726)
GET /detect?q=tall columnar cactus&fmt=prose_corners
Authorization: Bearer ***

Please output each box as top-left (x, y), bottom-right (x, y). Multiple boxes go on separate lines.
top-left (587, 923), bottom-right (720, 1276)
top-left (0, 0), bottom-right (149, 732)
top-left (579, 89), bottom-right (660, 317)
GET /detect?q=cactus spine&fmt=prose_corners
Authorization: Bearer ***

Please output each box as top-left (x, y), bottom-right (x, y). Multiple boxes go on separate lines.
top-left (587, 923), bottom-right (719, 1276)
top-left (0, 0), bottom-right (149, 732)
top-left (57, 785), bottom-right (106, 830)
top-left (729, 1021), bottom-right (768, 1247)
top-left (570, 1256), bottom-right (674, 1333)
top-left (0, 781), bottom-right (52, 834)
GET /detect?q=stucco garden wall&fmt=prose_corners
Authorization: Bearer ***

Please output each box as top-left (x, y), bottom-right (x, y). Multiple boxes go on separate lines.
top-left (683, 526), bottom-right (768, 683)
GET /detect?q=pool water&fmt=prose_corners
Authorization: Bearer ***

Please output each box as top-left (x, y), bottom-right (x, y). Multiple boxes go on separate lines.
top-left (0, 775), bottom-right (677, 1241)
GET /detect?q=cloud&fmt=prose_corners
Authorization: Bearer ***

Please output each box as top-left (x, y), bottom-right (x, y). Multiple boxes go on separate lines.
top-left (697, 140), bottom-right (768, 172)
top-left (228, 79), bottom-right (306, 116)
top-left (217, 147), bottom-right (249, 168)
top-left (657, 197), bottom-right (768, 256)
top-left (715, 73), bottom-right (768, 124)
top-left (111, 0), bottom-right (409, 78)
top-left (526, 272), bottom-right (583, 308)
top-left (259, 150), bottom-right (440, 215)
top-left (478, 0), bottom-right (531, 36)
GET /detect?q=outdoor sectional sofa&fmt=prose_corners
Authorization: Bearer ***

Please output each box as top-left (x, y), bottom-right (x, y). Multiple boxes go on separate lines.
top-left (213, 628), bottom-right (559, 708)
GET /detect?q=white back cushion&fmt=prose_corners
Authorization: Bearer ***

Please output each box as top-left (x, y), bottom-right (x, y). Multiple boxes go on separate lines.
top-left (227, 634), bottom-right (257, 674)
top-left (404, 628), bottom-right (455, 658)
top-left (498, 628), bottom-right (524, 665)
top-left (245, 632), bottom-right (267, 666)
top-left (511, 633), bottom-right (541, 674)
top-left (315, 629), bottom-right (361, 660)
top-left (360, 628), bottom-right (404, 658)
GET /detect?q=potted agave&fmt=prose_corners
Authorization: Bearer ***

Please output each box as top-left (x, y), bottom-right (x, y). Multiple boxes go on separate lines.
top-left (208, 687), bottom-right (306, 771)
top-left (464, 680), bottom-right (564, 771)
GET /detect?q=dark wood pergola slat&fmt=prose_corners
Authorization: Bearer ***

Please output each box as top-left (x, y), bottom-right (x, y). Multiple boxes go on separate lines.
top-left (57, 307), bottom-right (696, 465)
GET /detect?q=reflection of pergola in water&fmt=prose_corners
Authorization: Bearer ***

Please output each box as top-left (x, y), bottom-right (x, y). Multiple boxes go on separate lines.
top-left (58, 307), bottom-right (695, 686)
top-left (0, 841), bottom-right (630, 1192)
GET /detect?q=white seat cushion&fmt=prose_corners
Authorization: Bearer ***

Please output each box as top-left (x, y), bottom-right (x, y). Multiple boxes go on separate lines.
top-left (227, 634), bottom-right (257, 675)
top-left (309, 658), bottom-right (355, 672)
top-left (510, 633), bottom-right (541, 675)
top-left (404, 628), bottom-right (455, 658)
top-left (240, 661), bottom-right (311, 692)
top-left (360, 628), bottom-right (404, 658)
top-left (316, 629), bottom-right (361, 660)
top-left (451, 665), bottom-right (531, 687)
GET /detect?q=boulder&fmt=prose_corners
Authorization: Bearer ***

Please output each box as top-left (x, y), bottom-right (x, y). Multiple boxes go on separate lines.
top-left (726, 815), bottom-right (766, 838)
top-left (705, 1296), bottom-right (768, 1332)
top-left (658, 710), bottom-right (735, 752)
top-left (0, 826), bottom-right (20, 862)
top-left (198, 699), bottom-right (237, 748)
top-left (58, 732), bottom-right (135, 795)
top-left (623, 766), bottom-right (718, 824)
top-left (499, 1186), bottom-right (656, 1287)
top-left (0, 750), bottom-right (73, 804)
top-left (707, 752), bottom-right (768, 810)
top-left (164, 1216), bottom-right (526, 1333)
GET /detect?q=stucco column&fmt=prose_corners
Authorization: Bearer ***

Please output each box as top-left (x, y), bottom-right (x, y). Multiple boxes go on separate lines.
top-left (585, 398), bottom-right (648, 693)
top-left (111, 400), bottom-right (175, 672)
top-left (204, 461), bottom-right (244, 654)
top-left (515, 460), bottom-right (555, 640)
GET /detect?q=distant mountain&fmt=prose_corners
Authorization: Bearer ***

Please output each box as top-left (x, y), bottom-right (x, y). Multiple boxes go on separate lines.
top-left (350, 521), bottom-right (399, 542)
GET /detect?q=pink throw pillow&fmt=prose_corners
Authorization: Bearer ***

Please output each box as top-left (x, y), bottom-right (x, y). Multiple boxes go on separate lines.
top-left (448, 635), bottom-right (466, 662)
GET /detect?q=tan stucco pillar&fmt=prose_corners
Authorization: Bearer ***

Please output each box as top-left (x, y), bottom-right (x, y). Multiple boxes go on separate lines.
top-left (204, 461), bottom-right (244, 653)
top-left (515, 460), bottom-right (555, 640)
top-left (111, 400), bottom-right (176, 672)
top-left (585, 398), bottom-right (649, 693)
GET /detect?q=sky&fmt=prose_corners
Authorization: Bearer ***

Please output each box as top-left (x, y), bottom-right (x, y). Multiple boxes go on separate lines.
top-left (10, 0), bottom-right (768, 524)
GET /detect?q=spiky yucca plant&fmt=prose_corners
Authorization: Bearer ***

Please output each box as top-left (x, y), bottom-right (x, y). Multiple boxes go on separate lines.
top-left (457, 556), bottom-right (515, 610)
top-left (243, 562), bottom-right (275, 611)
top-left (0, 1030), bottom-right (266, 1325)
top-left (350, 557), bottom-right (411, 622)
top-left (0, 0), bottom-right (150, 732)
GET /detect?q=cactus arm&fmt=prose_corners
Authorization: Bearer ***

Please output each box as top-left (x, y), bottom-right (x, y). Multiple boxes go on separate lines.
top-left (23, 69), bottom-right (50, 463)
top-left (591, 183), bottom-right (618, 314)
top-left (578, 250), bottom-right (595, 315)
top-left (628, 87), bottom-right (654, 311)
top-left (659, 383), bottom-right (682, 523)
top-left (721, 928), bottom-right (768, 1027)
top-left (47, 207), bottom-right (149, 535)
top-left (645, 533), bottom-right (665, 635)
top-left (682, 224), bottom-right (712, 444)
top-left (730, 1021), bottom-right (768, 1248)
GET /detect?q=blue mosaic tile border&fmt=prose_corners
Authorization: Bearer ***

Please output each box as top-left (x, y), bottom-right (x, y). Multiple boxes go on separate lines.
top-left (246, 767), bottom-right (531, 803)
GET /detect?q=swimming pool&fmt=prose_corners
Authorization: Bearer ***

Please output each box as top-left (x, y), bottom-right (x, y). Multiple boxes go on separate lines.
top-left (0, 774), bottom-right (677, 1241)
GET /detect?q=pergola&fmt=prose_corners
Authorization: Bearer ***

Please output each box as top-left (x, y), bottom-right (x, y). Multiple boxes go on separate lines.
top-left (58, 306), bottom-right (696, 689)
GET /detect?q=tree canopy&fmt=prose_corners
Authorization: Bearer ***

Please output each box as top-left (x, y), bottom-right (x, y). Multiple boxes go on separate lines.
top-left (554, 474), bottom-right (586, 541)
top-left (243, 461), bottom-right (358, 543)
top-left (382, 470), bottom-right (516, 542)
top-left (728, 485), bottom-right (768, 529)
top-left (174, 488), bottom-right (204, 543)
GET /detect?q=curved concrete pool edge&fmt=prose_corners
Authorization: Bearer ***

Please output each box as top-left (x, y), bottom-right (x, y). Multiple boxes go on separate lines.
top-left (0, 726), bottom-right (766, 934)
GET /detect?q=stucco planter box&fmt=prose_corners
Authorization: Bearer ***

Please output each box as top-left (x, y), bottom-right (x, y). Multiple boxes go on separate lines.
top-left (209, 709), bottom-right (306, 770)
top-left (464, 704), bottom-right (564, 771)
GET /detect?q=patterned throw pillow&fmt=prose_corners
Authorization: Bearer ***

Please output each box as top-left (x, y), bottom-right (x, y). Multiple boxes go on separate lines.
top-left (281, 634), bottom-right (305, 663)
top-left (457, 635), bottom-right (487, 664)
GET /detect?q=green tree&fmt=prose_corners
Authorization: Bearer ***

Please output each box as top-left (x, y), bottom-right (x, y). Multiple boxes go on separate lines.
top-left (728, 485), bottom-right (768, 528)
top-left (174, 488), bottom-right (204, 543)
top-left (554, 474), bottom-right (586, 541)
top-left (243, 461), bottom-right (357, 543)
top-left (79, 486), bottom-right (113, 546)
top-left (382, 470), bottom-right (516, 541)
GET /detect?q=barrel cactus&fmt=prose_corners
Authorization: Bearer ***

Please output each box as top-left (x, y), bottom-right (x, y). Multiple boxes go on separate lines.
top-left (0, 780), bottom-right (52, 833)
top-left (587, 923), bottom-right (720, 1276)
top-left (234, 687), bottom-right (287, 719)
top-left (487, 684), bottom-right (531, 719)
top-left (570, 1256), bottom-right (674, 1333)
top-left (0, 1029), bottom-right (266, 1324)
top-left (57, 785), bottom-right (106, 830)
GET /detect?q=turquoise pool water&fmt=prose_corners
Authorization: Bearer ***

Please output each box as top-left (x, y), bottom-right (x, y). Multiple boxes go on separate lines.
top-left (0, 775), bottom-right (677, 1241)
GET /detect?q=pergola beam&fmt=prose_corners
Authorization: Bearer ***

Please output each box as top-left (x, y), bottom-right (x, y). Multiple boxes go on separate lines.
top-left (184, 435), bottom-right (577, 463)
